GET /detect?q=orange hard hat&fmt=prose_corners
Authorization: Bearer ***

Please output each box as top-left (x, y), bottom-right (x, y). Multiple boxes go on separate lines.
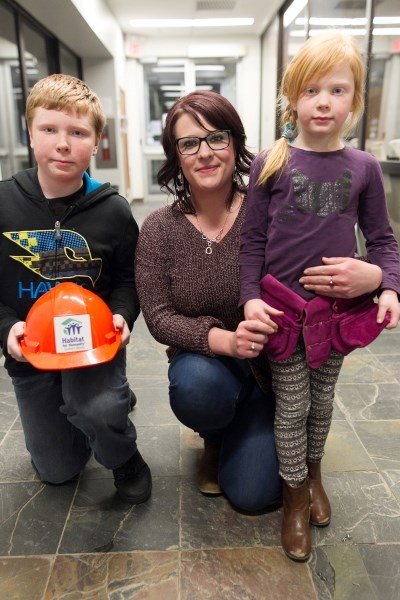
top-left (20, 282), bottom-right (121, 370)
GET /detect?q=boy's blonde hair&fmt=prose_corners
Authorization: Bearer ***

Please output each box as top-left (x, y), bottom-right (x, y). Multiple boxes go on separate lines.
top-left (25, 74), bottom-right (106, 139)
top-left (258, 32), bottom-right (365, 185)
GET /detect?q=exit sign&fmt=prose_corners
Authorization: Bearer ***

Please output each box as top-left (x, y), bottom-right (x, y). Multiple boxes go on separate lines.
top-left (392, 39), bottom-right (400, 53)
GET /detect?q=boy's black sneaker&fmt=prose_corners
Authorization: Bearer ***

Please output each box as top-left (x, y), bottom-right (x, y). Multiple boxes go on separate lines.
top-left (113, 451), bottom-right (152, 504)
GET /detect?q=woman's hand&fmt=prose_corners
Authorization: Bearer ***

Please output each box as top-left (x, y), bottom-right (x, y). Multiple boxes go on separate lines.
top-left (299, 257), bottom-right (382, 298)
top-left (7, 321), bottom-right (28, 362)
top-left (208, 319), bottom-right (272, 359)
top-left (230, 319), bottom-right (272, 358)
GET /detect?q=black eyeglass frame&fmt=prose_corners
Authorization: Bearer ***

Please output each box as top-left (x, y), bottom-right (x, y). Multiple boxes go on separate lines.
top-left (175, 130), bottom-right (231, 155)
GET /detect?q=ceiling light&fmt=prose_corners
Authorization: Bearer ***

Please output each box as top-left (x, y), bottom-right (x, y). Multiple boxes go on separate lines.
top-left (291, 27), bottom-right (400, 37)
top-left (195, 65), bottom-right (225, 71)
top-left (305, 17), bottom-right (367, 26)
top-left (160, 85), bottom-right (185, 91)
top-left (163, 92), bottom-right (183, 97)
top-left (157, 59), bottom-right (185, 66)
top-left (129, 18), bottom-right (254, 28)
top-left (283, 0), bottom-right (308, 28)
top-left (295, 16), bottom-right (400, 27)
top-left (307, 28), bottom-right (367, 36)
top-left (373, 27), bottom-right (400, 35)
top-left (152, 67), bottom-right (185, 73)
top-left (373, 17), bottom-right (400, 25)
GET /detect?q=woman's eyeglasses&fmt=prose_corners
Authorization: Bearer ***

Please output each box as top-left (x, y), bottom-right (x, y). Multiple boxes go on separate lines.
top-left (176, 130), bottom-right (231, 155)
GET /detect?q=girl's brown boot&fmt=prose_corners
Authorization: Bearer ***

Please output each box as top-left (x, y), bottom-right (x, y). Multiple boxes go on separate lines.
top-left (281, 479), bottom-right (311, 562)
top-left (307, 460), bottom-right (331, 527)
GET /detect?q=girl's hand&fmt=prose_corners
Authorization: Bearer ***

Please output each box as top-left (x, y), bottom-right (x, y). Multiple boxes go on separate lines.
top-left (299, 256), bottom-right (382, 298)
top-left (377, 290), bottom-right (400, 329)
top-left (243, 299), bottom-right (283, 331)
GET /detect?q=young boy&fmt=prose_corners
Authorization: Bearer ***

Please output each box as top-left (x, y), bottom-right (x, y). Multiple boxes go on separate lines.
top-left (0, 74), bottom-right (151, 504)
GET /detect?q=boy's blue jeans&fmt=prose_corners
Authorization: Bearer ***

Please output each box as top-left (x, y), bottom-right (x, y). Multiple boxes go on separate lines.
top-left (12, 349), bottom-right (137, 484)
top-left (169, 351), bottom-right (281, 513)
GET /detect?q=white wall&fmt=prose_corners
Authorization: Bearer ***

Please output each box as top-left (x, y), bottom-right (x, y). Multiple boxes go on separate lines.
top-left (125, 60), bottom-right (147, 201)
top-left (69, 1), bottom-right (128, 192)
top-left (260, 17), bottom-right (280, 151)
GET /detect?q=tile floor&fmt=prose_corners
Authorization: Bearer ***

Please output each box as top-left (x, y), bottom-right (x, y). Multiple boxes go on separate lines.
top-left (0, 200), bottom-right (399, 599)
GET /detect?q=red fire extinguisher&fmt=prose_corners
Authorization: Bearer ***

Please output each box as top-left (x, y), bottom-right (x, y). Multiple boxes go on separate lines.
top-left (101, 126), bottom-right (110, 161)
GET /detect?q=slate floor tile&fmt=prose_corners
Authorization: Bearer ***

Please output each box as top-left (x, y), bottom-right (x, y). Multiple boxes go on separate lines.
top-left (0, 482), bottom-right (76, 555)
top-left (59, 476), bottom-right (180, 554)
top-left (0, 556), bottom-right (52, 600)
top-left (44, 551), bottom-right (179, 599)
top-left (180, 548), bottom-right (317, 600)
top-left (358, 544), bottom-right (400, 600)
top-left (310, 545), bottom-right (378, 600)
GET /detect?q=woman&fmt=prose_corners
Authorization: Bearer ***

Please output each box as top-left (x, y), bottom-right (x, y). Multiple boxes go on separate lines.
top-left (135, 90), bottom-right (382, 513)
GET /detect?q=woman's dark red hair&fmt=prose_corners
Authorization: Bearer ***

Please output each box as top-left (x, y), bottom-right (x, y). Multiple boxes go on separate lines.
top-left (158, 90), bottom-right (254, 212)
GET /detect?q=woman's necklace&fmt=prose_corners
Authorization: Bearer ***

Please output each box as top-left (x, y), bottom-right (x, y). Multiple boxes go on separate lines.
top-left (194, 195), bottom-right (243, 255)
top-left (195, 210), bottom-right (230, 255)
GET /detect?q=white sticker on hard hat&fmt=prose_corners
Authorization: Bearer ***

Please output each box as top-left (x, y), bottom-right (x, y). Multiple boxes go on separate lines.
top-left (53, 314), bottom-right (93, 354)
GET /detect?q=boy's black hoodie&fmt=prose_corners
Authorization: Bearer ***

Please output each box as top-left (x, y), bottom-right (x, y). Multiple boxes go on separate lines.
top-left (0, 167), bottom-right (139, 376)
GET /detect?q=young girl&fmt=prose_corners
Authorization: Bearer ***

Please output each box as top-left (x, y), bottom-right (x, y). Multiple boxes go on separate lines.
top-left (240, 33), bottom-right (400, 562)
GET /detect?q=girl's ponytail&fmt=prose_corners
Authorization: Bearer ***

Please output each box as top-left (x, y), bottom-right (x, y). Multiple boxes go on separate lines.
top-left (257, 106), bottom-right (297, 186)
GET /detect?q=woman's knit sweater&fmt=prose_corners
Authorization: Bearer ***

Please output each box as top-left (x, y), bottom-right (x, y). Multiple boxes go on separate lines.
top-left (135, 199), bottom-right (272, 391)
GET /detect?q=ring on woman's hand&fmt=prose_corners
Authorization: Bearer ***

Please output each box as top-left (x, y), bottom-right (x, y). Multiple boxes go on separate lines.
top-left (329, 277), bottom-right (334, 287)
top-left (251, 341), bottom-right (255, 351)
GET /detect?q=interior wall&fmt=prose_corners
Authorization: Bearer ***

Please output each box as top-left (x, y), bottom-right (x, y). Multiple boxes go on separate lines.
top-left (260, 16), bottom-right (280, 151)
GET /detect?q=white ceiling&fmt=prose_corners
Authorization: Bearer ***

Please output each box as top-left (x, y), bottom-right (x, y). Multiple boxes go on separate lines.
top-left (104, 0), bottom-right (282, 38)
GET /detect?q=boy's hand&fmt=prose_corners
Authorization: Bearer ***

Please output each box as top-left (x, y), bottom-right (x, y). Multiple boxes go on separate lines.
top-left (8, 321), bottom-right (28, 362)
top-left (113, 314), bottom-right (131, 347)
top-left (243, 299), bottom-right (282, 333)
top-left (377, 290), bottom-right (400, 329)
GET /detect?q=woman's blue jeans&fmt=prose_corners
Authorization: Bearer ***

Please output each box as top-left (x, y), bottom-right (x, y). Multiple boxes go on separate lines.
top-left (12, 349), bottom-right (137, 484)
top-left (169, 351), bottom-right (281, 513)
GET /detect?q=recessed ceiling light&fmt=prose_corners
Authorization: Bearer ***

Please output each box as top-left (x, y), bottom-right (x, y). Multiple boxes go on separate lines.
top-left (129, 18), bottom-right (254, 28)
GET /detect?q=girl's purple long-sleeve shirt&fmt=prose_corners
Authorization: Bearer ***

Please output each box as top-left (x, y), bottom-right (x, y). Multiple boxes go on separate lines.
top-left (240, 145), bottom-right (400, 303)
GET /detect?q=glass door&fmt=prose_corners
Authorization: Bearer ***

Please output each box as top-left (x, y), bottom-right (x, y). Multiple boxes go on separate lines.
top-left (142, 57), bottom-right (237, 196)
top-left (0, 2), bottom-right (23, 179)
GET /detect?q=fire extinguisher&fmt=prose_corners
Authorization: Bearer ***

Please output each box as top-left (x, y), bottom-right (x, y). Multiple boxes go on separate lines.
top-left (101, 126), bottom-right (110, 161)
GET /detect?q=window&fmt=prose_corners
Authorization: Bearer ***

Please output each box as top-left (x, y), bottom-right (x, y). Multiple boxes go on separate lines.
top-left (0, 0), bottom-right (83, 177)
top-left (60, 44), bottom-right (81, 78)
top-left (0, 1), bottom-right (25, 178)
top-left (367, 0), bottom-right (400, 161)
top-left (142, 57), bottom-right (237, 195)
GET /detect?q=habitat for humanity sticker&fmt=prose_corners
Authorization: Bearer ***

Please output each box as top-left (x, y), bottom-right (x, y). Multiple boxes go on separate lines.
top-left (54, 314), bottom-right (93, 354)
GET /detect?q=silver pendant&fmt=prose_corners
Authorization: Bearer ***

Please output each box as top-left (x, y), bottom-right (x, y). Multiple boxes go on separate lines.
top-left (205, 241), bottom-right (213, 254)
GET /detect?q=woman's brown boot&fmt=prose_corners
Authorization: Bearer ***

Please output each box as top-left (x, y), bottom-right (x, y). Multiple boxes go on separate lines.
top-left (281, 479), bottom-right (311, 562)
top-left (197, 442), bottom-right (222, 496)
top-left (307, 460), bottom-right (331, 527)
